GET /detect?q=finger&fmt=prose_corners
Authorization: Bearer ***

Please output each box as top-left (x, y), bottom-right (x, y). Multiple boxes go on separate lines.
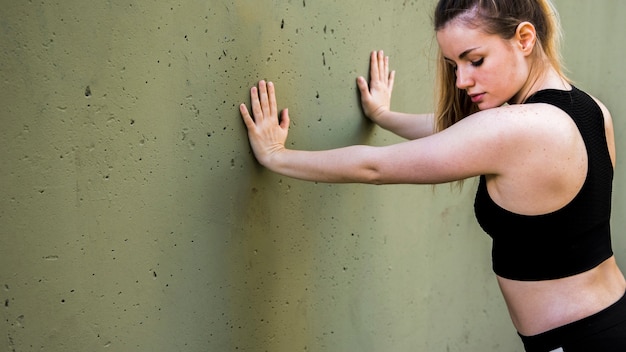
top-left (267, 81), bottom-right (277, 119)
top-left (356, 76), bottom-right (370, 96)
top-left (258, 80), bottom-right (270, 116)
top-left (369, 51), bottom-right (379, 82)
top-left (279, 108), bottom-right (290, 130)
top-left (377, 50), bottom-right (386, 81)
top-left (384, 55), bottom-right (390, 79)
top-left (388, 70), bottom-right (396, 91)
top-left (250, 86), bottom-right (263, 122)
top-left (240, 103), bottom-right (256, 129)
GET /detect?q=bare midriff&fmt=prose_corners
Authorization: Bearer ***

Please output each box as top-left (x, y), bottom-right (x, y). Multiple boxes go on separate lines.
top-left (498, 256), bottom-right (626, 337)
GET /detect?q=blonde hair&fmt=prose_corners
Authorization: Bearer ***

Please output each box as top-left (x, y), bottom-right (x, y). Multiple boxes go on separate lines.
top-left (433, 0), bottom-right (567, 132)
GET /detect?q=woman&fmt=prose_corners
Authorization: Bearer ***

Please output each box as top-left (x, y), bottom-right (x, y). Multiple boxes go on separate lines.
top-left (239, 0), bottom-right (626, 350)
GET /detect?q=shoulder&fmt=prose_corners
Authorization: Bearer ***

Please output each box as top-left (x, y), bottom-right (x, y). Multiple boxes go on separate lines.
top-left (451, 103), bottom-right (581, 173)
top-left (402, 104), bottom-right (571, 180)
top-left (455, 103), bottom-right (574, 144)
top-left (465, 102), bottom-right (569, 123)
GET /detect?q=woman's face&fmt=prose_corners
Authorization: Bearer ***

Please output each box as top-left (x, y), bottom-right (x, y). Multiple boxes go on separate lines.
top-left (436, 21), bottom-right (531, 110)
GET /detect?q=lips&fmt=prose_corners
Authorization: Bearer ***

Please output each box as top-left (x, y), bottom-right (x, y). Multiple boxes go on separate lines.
top-left (469, 93), bottom-right (485, 103)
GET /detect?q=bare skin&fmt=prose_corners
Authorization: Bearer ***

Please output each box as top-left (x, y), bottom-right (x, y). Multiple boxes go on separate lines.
top-left (501, 257), bottom-right (625, 336)
top-left (239, 20), bottom-right (626, 336)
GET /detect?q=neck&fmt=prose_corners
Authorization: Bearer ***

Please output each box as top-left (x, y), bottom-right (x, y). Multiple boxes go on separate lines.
top-left (508, 64), bottom-right (570, 105)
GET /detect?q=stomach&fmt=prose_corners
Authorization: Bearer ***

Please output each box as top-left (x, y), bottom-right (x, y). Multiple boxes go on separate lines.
top-left (497, 256), bottom-right (626, 336)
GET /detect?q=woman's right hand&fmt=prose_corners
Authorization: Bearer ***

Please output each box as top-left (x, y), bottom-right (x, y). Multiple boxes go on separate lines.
top-left (357, 50), bottom-right (396, 123)
top-left (240, 80), bottom-right (290, 167)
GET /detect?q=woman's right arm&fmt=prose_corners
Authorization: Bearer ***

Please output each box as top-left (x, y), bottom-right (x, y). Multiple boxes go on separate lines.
top-left (357, 50), bottom-right (435, 140)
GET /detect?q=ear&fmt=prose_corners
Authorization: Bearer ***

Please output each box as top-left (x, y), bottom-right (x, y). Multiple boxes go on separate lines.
top-left (515, 21), bottom-right (537, 56)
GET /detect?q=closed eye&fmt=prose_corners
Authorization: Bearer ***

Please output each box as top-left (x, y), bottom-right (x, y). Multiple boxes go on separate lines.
top-left (471, 58), bottom-right (484, 67)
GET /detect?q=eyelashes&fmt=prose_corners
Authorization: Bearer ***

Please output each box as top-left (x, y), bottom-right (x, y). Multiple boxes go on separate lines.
top-left (448, 58), bottom-right (484, 71)
top-left (471, 58), bottom-right (484, 67)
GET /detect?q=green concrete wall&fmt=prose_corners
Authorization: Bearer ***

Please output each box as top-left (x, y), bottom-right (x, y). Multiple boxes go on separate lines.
top-left (0, 1), bottom-right (623, 351)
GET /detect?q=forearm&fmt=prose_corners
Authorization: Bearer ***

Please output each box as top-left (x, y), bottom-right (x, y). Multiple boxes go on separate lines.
top-left (263, 145), bottom-right (383, 184)
top-left (372, 111), bottom-right (435, 140)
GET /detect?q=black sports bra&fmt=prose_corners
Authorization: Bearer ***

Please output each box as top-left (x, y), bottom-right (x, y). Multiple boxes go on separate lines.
top-left (474, 86), bottom-right (614, 281)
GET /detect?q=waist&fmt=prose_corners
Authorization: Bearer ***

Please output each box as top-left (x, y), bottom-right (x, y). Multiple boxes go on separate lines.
top-left (518, 290), bottom-right (626, 351)
top-left (498, 256), bottom-right (626, 336)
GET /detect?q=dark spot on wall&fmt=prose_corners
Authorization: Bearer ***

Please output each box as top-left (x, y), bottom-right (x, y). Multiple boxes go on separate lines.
top-left (85, 86), bottom-right (91, 97)
top-left (281, 19), bottom-right (284, 29)
top-left (4, 299), bottom-right (8, 307)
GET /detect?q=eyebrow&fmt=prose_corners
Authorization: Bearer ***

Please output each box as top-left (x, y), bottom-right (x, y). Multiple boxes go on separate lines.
top-left (459, 47), bottom-right (480, 59)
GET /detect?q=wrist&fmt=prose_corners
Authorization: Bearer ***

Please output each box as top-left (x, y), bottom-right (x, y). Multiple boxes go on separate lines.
top-left (259, 144), bottom-right (287, 170)
top-left (370, 107), bottom-right (391, 124)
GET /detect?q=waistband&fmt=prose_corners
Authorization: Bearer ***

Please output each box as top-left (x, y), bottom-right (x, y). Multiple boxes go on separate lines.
top-left (519, 291), bottom-right (626, 351)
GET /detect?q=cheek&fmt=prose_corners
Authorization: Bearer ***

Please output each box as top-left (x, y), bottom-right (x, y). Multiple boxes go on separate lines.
top-left (506, 55), bottom-right (530, 87)
top-left (489, 59), bottom-right (523, 93)
top-left (508, 60), bottom-right (521, 80)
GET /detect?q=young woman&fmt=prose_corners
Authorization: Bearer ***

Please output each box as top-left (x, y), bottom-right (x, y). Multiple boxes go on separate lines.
top-left (239, 0), bottom-right (626, 350)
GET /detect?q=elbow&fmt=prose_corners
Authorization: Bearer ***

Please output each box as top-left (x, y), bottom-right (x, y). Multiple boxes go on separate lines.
top-left (349, 146), bottom-right (391, 185)
top-left (361, 165), bottom-right (386, 185)
top-left (359, 151), bottom-right (398, 185)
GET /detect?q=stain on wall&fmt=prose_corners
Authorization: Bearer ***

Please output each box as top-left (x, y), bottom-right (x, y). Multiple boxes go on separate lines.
top-left (0, 1), bottom-right (624, 351)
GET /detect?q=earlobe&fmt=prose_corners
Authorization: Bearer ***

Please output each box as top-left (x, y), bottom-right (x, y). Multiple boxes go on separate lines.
top-left (515, 21), bottom-right (537, 55)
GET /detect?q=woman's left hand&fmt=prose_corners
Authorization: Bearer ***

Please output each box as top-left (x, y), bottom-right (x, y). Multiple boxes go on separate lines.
top-left (239, 80), bottom-right (291, 167)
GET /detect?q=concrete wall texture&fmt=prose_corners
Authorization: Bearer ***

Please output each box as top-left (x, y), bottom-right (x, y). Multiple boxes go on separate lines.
top-left (1, 1), bottom-right (624, 351)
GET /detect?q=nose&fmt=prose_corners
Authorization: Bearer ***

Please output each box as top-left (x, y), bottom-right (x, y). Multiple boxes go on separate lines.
top-left (455, 67), bottom-right (474, 90)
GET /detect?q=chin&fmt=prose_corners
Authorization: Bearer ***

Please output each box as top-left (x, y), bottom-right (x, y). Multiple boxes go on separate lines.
top-left (477, 103), bottom-right (497, 111)
top-left (477, 99), bottom-right (508, 111)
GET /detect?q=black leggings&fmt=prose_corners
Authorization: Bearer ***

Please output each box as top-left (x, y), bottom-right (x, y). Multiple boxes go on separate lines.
top-left (519, 292), bottom-right (626, 352)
